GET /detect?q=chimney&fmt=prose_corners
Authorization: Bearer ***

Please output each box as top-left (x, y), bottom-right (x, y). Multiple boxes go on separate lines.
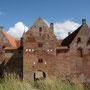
top-left (50, 23), bottom-right (54, 31)
top-left (82, 19), bottom-right (86, 26)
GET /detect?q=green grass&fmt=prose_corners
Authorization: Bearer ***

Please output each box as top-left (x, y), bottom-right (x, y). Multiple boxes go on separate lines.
top-left (0, 74), bottom-right (89, 90)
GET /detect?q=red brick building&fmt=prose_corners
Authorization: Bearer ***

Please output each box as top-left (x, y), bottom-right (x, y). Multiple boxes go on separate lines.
top-left (0, 18), bottom-right (90, 83)
top-left (23, 18), bottom-right (90, 83)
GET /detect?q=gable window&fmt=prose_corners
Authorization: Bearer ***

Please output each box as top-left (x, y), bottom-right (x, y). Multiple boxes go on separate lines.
top-left (38, 58), bottom-right (43, 63)
top-left (77, 37), bottom-right (81, 44)
top-left (39, 27), bottom-right (42, 32)
top-left (38, 43), bottom-right (43, 47)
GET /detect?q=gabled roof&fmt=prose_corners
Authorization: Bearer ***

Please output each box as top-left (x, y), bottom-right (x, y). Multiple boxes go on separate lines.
top-left (33, 18), bottom-right (49, 27)
top-left (61, 25), bottom-right (82, 46)
top-left (2, 32), bottom-right (17, 47)
top-left (28, 18), bottom-right (49, 31)
top-left (61, 19), bottom-right (90, 46)
top-left (61, 19), bottom-right (90, 47)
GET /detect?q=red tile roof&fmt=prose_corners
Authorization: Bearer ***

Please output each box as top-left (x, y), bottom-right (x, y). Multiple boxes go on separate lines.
top-left (2, 32), bottom-right (17, 48)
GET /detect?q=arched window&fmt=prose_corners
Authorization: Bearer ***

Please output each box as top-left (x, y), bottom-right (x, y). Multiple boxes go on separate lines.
top-left (39, 27), bottom-right (42, 32)
top-left (77, 37), bottom-right (81, 44)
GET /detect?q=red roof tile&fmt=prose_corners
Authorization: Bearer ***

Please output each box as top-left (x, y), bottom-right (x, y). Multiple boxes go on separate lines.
top-left (3, 32), bottom-right (17, 47)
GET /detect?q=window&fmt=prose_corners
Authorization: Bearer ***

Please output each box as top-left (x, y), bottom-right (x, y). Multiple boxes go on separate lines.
top-left (38, 58), bottom-right (43, 63)
top-left (47, 49), bottom-right (49, 52)
top-left (77, 37), bottom-right (81, 44)
top-left (29, 49), bottom-right (34, 52)
top-left (47, 49), bottom-right (53, 52)
top-left (50, 49), bottom-right (53, 51)
top-left (77, 48), bottom-right (83, 57)
top-left (39, 27), bottom-right (42, 32)
top-left (29, 49), bottom-right (31, 51)
top-left (38, 43), bottom-right (43, 47)
top-left (56, 49), bottom-right (68, 54)
top-left (26, 49), bottom-right (28, 52)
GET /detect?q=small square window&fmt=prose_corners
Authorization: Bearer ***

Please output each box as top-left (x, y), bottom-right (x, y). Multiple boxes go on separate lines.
top-left (29, 49), bottom-right (31, 51)
top-left (38, 58), bottom-right (43, 63)
top-left (47, 49), bottom-right (49, 52)
top-left (26, 49), bottom-right (28, 52)
top-left (50, 49), bottom-right (53, 51)
top-left (38, 43), bottom-right (43, 47)
top-left (32, 49), bottom-right (34, 52)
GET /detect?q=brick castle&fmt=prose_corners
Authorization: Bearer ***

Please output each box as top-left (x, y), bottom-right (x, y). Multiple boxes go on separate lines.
top-left (0, 18), bottom-right (90, 83)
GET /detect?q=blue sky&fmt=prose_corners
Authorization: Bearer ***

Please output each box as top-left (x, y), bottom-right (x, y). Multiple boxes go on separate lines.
top-left (0, 0), bottom-right (90, 39)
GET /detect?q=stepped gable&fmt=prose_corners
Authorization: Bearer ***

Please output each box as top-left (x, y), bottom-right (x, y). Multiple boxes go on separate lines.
top-left (25, 18), bottom-right (52, 42)
top-left (32, 17), bottom-right (49, 27)
top-left (26, 18), bottom-right (49, 34)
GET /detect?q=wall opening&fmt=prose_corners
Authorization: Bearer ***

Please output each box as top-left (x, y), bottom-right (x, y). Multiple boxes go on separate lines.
top-left (77, 37), bottom-right (81, 44)
top-left (34, 70), bottom-right (46, 81)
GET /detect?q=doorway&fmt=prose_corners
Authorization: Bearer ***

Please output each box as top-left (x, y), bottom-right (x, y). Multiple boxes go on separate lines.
top-left (34, 70), bottom-right (46, 81)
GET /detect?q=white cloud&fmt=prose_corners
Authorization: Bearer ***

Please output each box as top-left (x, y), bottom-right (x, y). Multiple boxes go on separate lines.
top-left (54, 20), bottom-right (80, 39)
top-left (43, 19), bottom-right (49, 26)
top-left (7, 20), bottom-right (80, 40)
top-left (7, 22), bottom-right (28, 39)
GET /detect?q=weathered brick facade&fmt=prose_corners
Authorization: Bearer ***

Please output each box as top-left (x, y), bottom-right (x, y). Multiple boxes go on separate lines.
top-left (0, 18), bottom-right (90, 83)
top-left (23, 18), bottom-right (90, 82)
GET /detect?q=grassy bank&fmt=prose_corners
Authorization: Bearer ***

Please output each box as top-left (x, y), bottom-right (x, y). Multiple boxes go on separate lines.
top-left (0, 75), bottom-right (89, 90)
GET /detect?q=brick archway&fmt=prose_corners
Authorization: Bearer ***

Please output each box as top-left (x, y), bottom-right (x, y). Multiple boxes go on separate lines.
top-left (34, 70), bottom-right (46, 81)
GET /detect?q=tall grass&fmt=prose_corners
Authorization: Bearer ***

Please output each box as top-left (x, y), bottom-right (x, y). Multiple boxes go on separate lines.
top-left (0, 74), bottom-right (36, 90)
top-left (0, 74), bottom-right (89, 90)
